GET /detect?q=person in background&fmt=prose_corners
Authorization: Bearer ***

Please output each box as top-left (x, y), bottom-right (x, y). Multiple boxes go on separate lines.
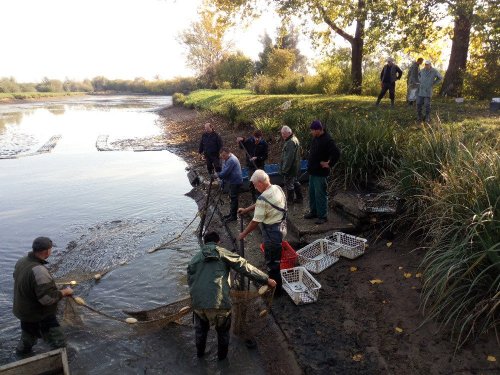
top-left (187, 231), bottom-right (276, 360)
top-left (375, 57), bottom-right (403, 108)
top-left (216, 148), bottom-right (242, 223)
top-left (304, 120), bottom-right (341, 225)
top-left (199, 122), bottom-right (223, 175)
top-left (407, 57), bottom-right (424, 106)
top-left (417, 60), bottom-right (443, 123)
top-left (13, 237), bottom-right (74, 355)
top-left (279, 125), bottom-right (303, 204)
top-left (238, 170), bottom-right (287, 293)
top-left (236, 130), bottom-right (268, 201)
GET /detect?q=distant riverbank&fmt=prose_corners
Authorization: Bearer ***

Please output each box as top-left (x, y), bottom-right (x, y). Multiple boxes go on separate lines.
top-left (0, 92), bottom-right (87, 104)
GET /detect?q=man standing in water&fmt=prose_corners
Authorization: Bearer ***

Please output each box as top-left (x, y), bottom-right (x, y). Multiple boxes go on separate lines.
top-left (13, 237), bottom-right (74, 355)
top-left (199, 122), bottom-right (223, 175)
top-left (188, 231), bottom-right (276, 360)
top-left (238, 170), bottom-right (287, 293)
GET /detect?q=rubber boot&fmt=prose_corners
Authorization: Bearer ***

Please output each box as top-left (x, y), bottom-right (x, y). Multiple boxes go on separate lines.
top-left (216, 314), bottom-right (231, 361)
top-left (194, 314), bottom-right (209, 358)
top-left (287, 190), bottom-right (295, 204)
top-left (293, 182), bottom-right (303, 203)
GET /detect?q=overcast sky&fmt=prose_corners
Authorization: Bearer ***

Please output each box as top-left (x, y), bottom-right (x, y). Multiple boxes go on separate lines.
top-left (0, 0), bottom-right (314, 82)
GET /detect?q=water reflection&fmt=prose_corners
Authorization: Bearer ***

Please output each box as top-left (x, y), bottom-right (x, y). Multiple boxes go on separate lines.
top-left (0, 96), bottom-right (265, 374)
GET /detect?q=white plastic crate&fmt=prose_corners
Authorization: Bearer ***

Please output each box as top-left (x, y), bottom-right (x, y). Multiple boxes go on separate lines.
top-left (281, 267), bottom-right (321, 305)
top-left (296, 239), bottom-right (341, 274)
top-left (325, 232), bottom-right (367, 259)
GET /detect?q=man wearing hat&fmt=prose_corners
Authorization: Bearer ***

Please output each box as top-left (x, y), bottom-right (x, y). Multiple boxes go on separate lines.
top-left (304, 120), bottom-right (341, 225)
top-left (13, 237), bottom-right (74, 355)
top-left (417, 60), bottom-right (443, 123)
top-left (375, 57), bottom-right (403, 108)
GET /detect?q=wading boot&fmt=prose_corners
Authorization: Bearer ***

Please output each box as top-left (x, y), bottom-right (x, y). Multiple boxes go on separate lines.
top-left (293, 182), bottom-right (303, 203)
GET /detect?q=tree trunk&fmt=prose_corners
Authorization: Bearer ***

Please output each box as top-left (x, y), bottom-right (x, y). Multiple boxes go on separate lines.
top-left (440, 8), bottom-right (473, 97)
top-left (350, 37), bottom-right (363, 95)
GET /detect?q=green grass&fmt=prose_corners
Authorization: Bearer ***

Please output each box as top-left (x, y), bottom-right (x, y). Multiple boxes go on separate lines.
top-left (181, 89), bottom-right (500, 346)
top-left (0, 92), bottom-right (85, 100)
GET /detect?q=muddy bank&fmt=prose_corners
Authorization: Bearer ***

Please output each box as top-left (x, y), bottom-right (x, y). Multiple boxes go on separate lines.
top-left (159, 106), bottom-right (499, 375)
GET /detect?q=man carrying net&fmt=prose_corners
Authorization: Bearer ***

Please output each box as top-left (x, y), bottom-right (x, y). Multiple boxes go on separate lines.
top-left (187, 231), bottom-right (276, 361)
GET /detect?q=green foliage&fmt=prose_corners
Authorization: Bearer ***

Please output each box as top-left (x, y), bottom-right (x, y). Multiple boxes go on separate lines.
top-left (226, 102), bottom-right (240, 126)
top-left (172, 92), bottom-right (187, 106)
top-left (35, 77), bottom-right (63, 93)
top-left (0, 77), bottom-right (21, 93)
top-left (214, 53), bottom-right (254, 89)
top-left (254, 116), bottom-right (281, 135)
top-left (264, 49), bottom-right (295, 78)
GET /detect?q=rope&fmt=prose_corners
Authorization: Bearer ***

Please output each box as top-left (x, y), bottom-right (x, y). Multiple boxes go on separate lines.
top-left (201, 186), bottom-right (224, 237)
top-left (70, 297), bottom-right (129, 323)
top-left (147, 211), bottom-right (200, 254)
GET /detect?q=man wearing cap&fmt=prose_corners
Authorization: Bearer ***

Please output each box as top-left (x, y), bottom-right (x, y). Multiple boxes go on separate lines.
top-left (199, 122), bottom-right (223, 175)
top-left (417, 60), bottom-right (443, 123)
top-left (407, 57), bottom-right (424, 106)
top-left (304, 120), bottom-right (341, 225)
top-left (13, 237), bottom-right (74, 355)
top-left (376, 57), bottom-right (403, 108)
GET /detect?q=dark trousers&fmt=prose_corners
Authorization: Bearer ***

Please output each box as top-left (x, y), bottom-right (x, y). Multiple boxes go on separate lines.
top-left (308, 175), bottom-right (328, 219)
top-left (377, 82), bottom-right (396, 103)
top-left (17, 315), bottom-right (65, 353)
top-left (248, 167), bottom-right (257, 201)
top-left (205, 153), bottom-right (221, 175)
top-left (261, 223), bottom-right (283, 290)
top-left (228, 183), bottom-right (240, 219)
top-left (194, 312), bottom-right (231, 360)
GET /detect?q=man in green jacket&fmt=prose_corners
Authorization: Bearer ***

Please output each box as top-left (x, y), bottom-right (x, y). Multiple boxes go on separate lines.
top-left (187, 231), bottom-right (276, 360)
top-left (280, 125), bottom-right (303, 203)
top-left (417, 60), bottom-right (443, 123)
top-left (13, 237), bottom-right (74, 355)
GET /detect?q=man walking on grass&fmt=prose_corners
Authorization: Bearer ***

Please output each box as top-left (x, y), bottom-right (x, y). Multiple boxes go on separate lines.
top-left (304, 120), bottom-right (341, 225)
top-left (375, 57), bottom-right (403, 108)
top-left (417, 60), bottom-right (443, 123)
top-left (13, 237), bottom-right (74, 355)
top-left (187, 231), bottom-right (276, 360)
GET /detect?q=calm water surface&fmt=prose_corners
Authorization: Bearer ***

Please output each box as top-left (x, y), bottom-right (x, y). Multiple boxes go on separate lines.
top-left (0, 96), bottom-right (265, 374)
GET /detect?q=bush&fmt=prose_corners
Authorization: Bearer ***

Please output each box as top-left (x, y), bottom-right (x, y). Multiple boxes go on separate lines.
top-left (226, 102), bottom-right (240, 126)
top-left (219, 81), bottom-right (232, 90)
top-left (172, 92), bottom-right (187, 106)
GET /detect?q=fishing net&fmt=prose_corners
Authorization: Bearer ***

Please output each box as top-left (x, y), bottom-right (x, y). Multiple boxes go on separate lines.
top-left (230, 286), bottom-right (275, 339)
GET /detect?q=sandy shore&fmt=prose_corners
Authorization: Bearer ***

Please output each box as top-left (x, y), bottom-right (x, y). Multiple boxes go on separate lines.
top-left (159, 105), bottom-right (499, 375)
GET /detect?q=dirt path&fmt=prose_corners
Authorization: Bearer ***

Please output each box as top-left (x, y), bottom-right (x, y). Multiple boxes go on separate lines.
top-left (159, 105), bottom-right (499, 375)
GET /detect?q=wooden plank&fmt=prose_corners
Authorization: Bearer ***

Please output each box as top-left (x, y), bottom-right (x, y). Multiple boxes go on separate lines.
top-left (0, 348), bottom-right (69, 375)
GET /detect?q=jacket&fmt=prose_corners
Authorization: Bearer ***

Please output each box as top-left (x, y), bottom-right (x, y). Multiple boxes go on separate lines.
top-left (218, 154), bottom-right (243, 185)
top-left (13, 252), bottom-right (62, 322)
top-left (280, 134), bottom-right (301, 177)
top-left (239, 137), bottom-right (268, 169)
top-left (187, 243), bottom-right (268, 310)
top-left (307, 131), bottom-right (341, 177)
top-left (380, 64), bottom-right (403, 83)
top-left (407, 62), bottom-right (420, 86)
top-left (418, 68), bottom-right (443, 98)
top-left (199, 131), bottom-right (223, 155)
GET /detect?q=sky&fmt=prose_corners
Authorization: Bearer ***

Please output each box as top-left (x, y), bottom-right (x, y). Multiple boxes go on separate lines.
top-left (0, 0), bottom-right (310, 82)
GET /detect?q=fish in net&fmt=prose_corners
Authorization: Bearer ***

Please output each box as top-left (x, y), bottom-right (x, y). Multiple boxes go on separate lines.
top-left (230, 286), bottom-right (275, 340)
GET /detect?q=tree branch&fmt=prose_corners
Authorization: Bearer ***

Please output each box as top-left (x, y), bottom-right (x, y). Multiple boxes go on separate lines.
top-left (317, 5), bottom-right (354, 44)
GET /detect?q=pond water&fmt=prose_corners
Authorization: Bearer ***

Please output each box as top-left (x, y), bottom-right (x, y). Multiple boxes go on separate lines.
top-left (0, 96), bottom-right (265, 374)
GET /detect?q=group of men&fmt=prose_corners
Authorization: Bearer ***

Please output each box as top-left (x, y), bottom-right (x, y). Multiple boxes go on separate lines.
top-left (375, 57), bottom-right (443, 123)
top-left (13, 119), bottom-right (341, 362)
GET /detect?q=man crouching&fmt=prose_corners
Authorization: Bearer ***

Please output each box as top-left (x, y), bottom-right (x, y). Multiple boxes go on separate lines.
top-left (187, 231), bottom-right (276, 361)
top-left (13, 237), bottom-right (74, 355)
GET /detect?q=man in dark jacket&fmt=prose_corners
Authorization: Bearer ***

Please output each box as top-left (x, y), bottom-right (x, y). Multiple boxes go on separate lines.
top-left (407, 57), bottom-right (423, 105)
top-left (375, 57), bottom-right (403, 108)
top-left (280, 125), bottom-right (303, 203)
top-left (187, 231), bottom-right (276, 360)
top-left (13, 237), bottom-right (74, 355)
top-left (237, 130), bottom-right (269, 201)
top-left (304, 120), bottom-right (341, 225)
top-left (199, 122), bottom-right (223, 175)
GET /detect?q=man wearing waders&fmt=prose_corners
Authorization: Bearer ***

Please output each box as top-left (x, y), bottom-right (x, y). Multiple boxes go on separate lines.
top-left (198, 122), bottom-right (223, 175)
top-left (238, 170), bottom-right (287, 294)
top-left (280, 125), bottom-right (303, 204)
top-left (13, 237), bottom-right (74, 355)
top-left (236, 129), bottom-right (268, 202)
top-left (187, 231), bottom-right (276, 360)
top-left (216, 148), bottom-right (243, 223)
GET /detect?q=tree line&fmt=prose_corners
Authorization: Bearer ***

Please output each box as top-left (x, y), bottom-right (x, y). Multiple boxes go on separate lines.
top-left (180, 0), bottom-right (498, 99)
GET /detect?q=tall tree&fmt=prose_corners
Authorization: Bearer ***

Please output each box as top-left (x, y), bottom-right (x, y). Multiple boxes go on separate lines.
top-left (256, 32), bottom-right (274, 74)
top-left (178, 4), bottom-right (232, 77)
top-left (276, 24), bottom-right (307, 73)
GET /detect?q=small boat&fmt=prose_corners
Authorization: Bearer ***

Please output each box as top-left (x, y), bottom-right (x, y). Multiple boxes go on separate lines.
top-left (0, 348), bottom-right (69, 375)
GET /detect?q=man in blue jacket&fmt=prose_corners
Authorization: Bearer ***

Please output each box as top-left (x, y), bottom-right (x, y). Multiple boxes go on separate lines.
top-left (304, 120), bottom-right (341, 225)
top-left (216, 148), bottom-right (243, 222)
top-left (199, 123), bottom-right (223, 175)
